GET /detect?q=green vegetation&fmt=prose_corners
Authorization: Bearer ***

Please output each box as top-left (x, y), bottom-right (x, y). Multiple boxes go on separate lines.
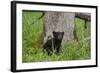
top-left (22, 11), bottom-right (91, 63)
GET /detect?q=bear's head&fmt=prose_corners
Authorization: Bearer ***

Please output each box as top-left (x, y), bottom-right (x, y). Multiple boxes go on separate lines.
top-left (53, 31), bottom-right (64, 40)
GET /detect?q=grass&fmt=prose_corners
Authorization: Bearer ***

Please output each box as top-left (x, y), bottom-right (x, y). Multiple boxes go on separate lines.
top-left (22, 11), bottom-right (91, 63)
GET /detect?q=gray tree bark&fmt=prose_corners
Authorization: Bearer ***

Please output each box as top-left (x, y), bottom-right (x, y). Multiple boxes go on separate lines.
top-left (43, 12), bottom-right (75, 47)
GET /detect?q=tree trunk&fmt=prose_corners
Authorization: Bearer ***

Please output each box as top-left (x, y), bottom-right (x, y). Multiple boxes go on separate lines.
top-left (44, 12), bottom-right (75, 47)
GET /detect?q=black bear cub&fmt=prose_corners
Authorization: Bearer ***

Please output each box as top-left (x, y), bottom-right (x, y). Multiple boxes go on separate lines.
top-left (43, 31), bottom-right (64, 55)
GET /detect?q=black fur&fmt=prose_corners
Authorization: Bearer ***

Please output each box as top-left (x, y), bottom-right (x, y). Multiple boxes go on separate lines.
top-left (43, 31), bottom-right (64, 55)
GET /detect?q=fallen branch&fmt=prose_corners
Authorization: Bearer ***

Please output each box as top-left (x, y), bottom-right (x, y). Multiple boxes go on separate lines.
top-left (75, 13), bottom-right (91, 21)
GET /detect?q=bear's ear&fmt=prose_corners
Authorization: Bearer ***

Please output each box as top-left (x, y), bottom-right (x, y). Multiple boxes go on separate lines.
top-left (53, 31), bottom-right (55, 34)
top-left (62, 32), bottom-right (64, 35)
top-left (53, 31), bottom-right (55, 35)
